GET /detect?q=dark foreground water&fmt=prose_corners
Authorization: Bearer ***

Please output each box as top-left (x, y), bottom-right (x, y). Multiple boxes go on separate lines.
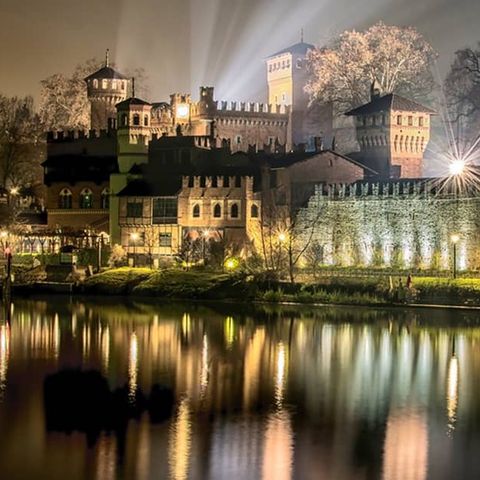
top-left (1, 298), bottom-right (480, 479)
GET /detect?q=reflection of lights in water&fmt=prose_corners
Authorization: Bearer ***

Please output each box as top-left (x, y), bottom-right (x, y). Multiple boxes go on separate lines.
top-left (243, 328), bottom-right (265, 409)
top-left (446, 354), bottom-right (459, 434)
top-left (169, 398), bottom-right (192, 480)
top-left (53, 313), bottom-right (60, 359)
top-left (200, 334), bottom-right (209, 396)
top-left (274, 342), bottom-right (286, 407)
top-left (224, 316), bottom-right (235, 348)
top-left (71, 313), bottom-right (77, 337)
top-left (101, 326), bottom-right (110, 374)
top-left (181, 313), bottom-right (191, 339)
top-left (129, 332), bottom-right (138, 401)
top-left (383, 409), bottom-right (428, 480)
top-left (95, 434), bottom-right (116, 480)
top-left (82, 324), bottom-right (90, 360)
top-left (262, 409), bottom-right (293, 480)
top-left (0, 325), bottom-right (10, 399)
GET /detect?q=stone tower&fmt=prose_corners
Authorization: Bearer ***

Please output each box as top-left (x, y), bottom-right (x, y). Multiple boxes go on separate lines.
top-left (84, 50), bottom-right (129, 131)
top-left (266, 37), bottom-right (333, 147)
top-left (345, 85), bottom-right (436, 178)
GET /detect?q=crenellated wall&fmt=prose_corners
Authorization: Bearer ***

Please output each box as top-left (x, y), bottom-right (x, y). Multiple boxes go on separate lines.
top-left (297, 181), bottom-right (480, 271)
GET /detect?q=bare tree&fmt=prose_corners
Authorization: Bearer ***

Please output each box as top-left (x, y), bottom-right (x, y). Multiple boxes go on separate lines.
top-left (306, 22), bottom-right (437, 113)
top-left (445, 44), bottom-right (480, 145)
top-left (40, 58), bottom-right (151, 131)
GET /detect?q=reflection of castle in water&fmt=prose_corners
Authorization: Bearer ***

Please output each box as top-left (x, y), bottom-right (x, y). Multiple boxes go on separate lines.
top-left (1, 300), bottom-right (478, 479)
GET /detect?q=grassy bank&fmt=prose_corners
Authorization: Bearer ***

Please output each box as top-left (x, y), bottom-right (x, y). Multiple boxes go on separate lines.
top-left (77, 268), bottom-right (480, 307)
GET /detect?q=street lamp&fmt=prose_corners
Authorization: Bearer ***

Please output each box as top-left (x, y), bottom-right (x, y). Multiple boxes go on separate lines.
top-left (130, 232), bottom-right (139, 267)
top-left (451, 234), bottom-right (460, 279)
top-left (449, 160), bottom-right (465, 176)
top-left (278, 232), bottom-right (287, 243)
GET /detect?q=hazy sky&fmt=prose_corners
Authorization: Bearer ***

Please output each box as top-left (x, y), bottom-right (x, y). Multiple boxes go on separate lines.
top-left (0, 0), bottom-right (479, 105)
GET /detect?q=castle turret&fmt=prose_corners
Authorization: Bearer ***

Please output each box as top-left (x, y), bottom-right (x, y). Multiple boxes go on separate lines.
top-left (84, 50), bottom-right (129, 130)
top-left (346, 89), bottom-right (436, 179)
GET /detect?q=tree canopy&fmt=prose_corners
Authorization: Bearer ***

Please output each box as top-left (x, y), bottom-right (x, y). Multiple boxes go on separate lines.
top-left (305, 22), bottom-right (437, 113)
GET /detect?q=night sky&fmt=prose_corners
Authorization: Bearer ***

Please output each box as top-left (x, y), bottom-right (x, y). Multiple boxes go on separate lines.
top-left (1, 0), bottom-right (479, 104)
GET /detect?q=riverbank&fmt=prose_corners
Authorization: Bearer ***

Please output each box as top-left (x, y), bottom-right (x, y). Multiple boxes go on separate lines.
top-left (47, 268), bottom-right (480, 307)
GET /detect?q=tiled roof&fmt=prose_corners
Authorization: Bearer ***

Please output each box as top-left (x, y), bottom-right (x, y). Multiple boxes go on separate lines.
top-left (345, 93), bottom-right (436, 116)
top-left (84, 66), bottom-right (128, 81)
top-left (116, 97), bottom-right (150, 108)
top-left (268, 42), bottom-right (315, 58)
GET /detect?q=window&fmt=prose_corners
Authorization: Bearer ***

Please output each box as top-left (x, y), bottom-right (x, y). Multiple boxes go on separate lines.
top-left (101, 188), bottom-right (110, 209)
top-left (112, 80), bottom-right (117, 89)
top-left (144, 115), bottom-right (149, 126)
top-left (282, 93), bottom-right (286, 102)
top-left (213, 204), bottom-right (222, 218)
top-left (397, 115), bottom-right (402, 126)
top-left (230, 203), bottom-right (239, 218)
top-left (408, 116), bottom-right (413, 126)
top-left (235, 176), bottom-right (241, 188)
top-left (152, 197), bottom-right (177, 224)
top-left (122, 113), bottom-right (128, 126)
top-left (80, 188), bottom-right (93, 209)
top-left (59, 188), bottom-right (72, 209)
top-left (296, 58), bottom-right (302, 69)
top-left (192, 204), bottom-right (200, 218)
top-left (102, 79), bottom-right (108, 89)
top-left (127, 202), bottom-right (143, 218)
top-left (419, 117), bottom-right (424, 127)
top-left (93, 79), bottom-right (98, 89)
top-left (251, 204), bottom-right (259, 218)
top-left (159, 232), bottom-right (172, 247)
top-left (235, 135), bottom-right (242, 145)
top-left (133, 114), bottom-right (140, 126)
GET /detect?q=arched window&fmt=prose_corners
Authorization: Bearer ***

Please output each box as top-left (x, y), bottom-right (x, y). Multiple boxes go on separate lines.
top-left (112, 80), bottom-right (117, 89)
top-left (59, 188), bottom-right (72, 209)
top-left (80, 188), bottom-right (93, 209)
top-left (93, 79), bottom-right (98, 89)
top-left (101, 188), bottom-right (110, 209)
top-left (230, 203), bottom-right (239, 218)
top-left (102, 79), bottom-right (108, 89)
top-left (144, 115), bottom-right (149, 126)
top-left (251, 204), bottom-right (259, 218)
top-left (133, 114), bottom-right (140, 126)
top-left (122, 113), bottom-right (128, 126)
top-left (193, 204), bottom-right (200, 218)
top-left (213, 203), bottom-right (222, 218)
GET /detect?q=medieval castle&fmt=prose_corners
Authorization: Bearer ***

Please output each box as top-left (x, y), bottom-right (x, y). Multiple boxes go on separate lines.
top-left (41, 40), bottom-right (473, 271)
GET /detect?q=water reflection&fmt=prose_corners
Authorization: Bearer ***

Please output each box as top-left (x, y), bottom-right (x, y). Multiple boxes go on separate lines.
top-left (1, 300), bottom-right (480, 479)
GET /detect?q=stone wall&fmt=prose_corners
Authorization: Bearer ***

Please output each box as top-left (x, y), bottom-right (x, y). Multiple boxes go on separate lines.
top-left (298, 182), bottom-right (480, 271)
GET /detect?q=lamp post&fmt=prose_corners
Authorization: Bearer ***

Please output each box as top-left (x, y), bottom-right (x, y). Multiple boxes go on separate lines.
top-left (451, 234), bottom-right (460, 279)
top-left (130, 232), bottom-right (139, 267)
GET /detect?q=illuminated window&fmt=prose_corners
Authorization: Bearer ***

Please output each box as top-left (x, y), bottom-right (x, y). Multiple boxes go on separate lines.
top-left (80, 188), bottom-right (93, 209)
top-left (101, 188), bottom-right (110, 209)
top-left (159, 232), bottom-right (172, 247)
top-left (192, 204), bottom-right (200, 218)
top-left (230, 203), bottom-right (239, 218)
top-left (133, 114), bottom-right (140, 126)
top-left (102, 79), bottom-right (107, 89)
top-left (59, 188), bottom-right (72, 209)
top-left (213, 203), bottom-right (222, 218)
top-left (235, 135), bottom-right (242, 144)
top-left (251, 204), bottom-right (259, 218)
top-left (112, 80), bottom-right (117, 89)
top-left (93, 79), bottom-right (98, 89)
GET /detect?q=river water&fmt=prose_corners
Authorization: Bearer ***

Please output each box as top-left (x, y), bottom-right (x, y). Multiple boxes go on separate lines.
top-left (0, 297), bottom-right (479, 479)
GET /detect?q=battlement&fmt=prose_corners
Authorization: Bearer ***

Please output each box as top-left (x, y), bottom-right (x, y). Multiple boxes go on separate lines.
top-left (181, 175), bottom-right (254, 189)
top-left (312, 179), bottom-right (478, 199)
top-left (149, 134), bottom-right (214, 149)
top-left (46, 129), bottom-right (117, 142)
top-left (209, 100), bottom-right (290, 116)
